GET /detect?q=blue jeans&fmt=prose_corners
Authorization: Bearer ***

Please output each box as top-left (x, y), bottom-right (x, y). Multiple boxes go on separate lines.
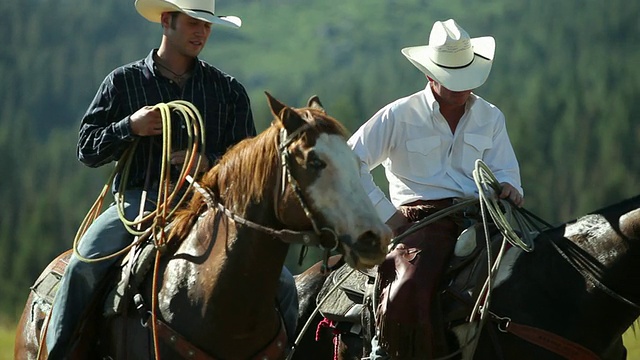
top-left (277, 266), bottom-right (298, 343)
top-left (46, 189), bottom-right (298, 357)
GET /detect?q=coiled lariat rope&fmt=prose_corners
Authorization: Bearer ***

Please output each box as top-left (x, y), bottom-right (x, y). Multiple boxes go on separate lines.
top-left (460, 159), bottom-right (553, 358)
top-left (68, 100), bottom-right (205, 360)
top-left (72, 100), bottom-right (205, 261)
top-left (472, 159), bottom-right (535, 252)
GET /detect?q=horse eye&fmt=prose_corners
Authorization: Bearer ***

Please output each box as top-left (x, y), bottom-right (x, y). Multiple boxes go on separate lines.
top-left (308, 157), bottom-right (326, 170)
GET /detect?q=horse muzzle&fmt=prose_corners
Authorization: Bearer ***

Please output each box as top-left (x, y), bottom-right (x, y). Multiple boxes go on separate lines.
top-left (337, 229), bottom-right (391, 270)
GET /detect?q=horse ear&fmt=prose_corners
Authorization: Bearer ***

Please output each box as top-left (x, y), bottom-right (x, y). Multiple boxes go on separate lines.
top-left (265, 91), bottom-right (306, 133)
top-left (307, 95), bottom-right (325, 113)
top-left (265, 91), bottom-right (287, 118)
top-left (281, 107), bottom-right (307, 134)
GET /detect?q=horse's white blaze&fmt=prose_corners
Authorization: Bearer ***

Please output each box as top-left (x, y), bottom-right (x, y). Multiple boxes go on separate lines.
top-left (305, 134), bottom-right (388, 251)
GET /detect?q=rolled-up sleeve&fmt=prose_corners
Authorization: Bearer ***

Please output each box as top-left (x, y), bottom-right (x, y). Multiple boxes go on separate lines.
top-left (483, 111), bottom-right (523, 196)
top-left (348, 106), bottom-right (398, 222)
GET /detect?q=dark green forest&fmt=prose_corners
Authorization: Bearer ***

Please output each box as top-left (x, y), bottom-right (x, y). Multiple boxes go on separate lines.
top-left (1, 0), bottom-right (639, 322)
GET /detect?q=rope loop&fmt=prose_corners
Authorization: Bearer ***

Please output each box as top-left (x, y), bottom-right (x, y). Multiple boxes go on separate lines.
top-left (72, 100), bottom-right (205, 262)
top-left (472, 159), bottom-right (535, 252)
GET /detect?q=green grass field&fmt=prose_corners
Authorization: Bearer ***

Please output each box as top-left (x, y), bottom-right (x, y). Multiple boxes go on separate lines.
top-left (1, 323), bottom-right (639, 359)
top-left (0, 323), bottom-right (14, 360)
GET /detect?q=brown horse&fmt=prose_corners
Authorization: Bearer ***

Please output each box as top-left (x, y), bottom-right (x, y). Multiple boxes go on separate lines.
top-left (14, 93), bottom-right (392, 359)
top-left (292, 195), bottom-right (640, 359)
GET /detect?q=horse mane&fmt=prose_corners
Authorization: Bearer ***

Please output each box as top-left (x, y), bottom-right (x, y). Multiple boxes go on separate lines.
top-left (169, 107), bottom-right (349, 242)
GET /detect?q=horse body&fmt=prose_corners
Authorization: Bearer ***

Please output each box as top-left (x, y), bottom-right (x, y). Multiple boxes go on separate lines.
top-left (462, 199), bottom-right (640, 359)
top-left (15, 93), bottom-right (392, 359)
top-left (293, 196), bottom-right (640, 359)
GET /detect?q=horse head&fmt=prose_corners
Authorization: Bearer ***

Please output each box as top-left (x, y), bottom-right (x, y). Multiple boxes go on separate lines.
top-left (263, 92), bottom-right (392, 270)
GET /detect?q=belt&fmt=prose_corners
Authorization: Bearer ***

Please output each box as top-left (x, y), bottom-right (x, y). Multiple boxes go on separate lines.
top-left (401, 198), bottom-right (481, 223)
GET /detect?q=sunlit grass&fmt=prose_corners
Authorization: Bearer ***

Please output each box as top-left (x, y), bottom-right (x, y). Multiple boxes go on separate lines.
top-left (625, 327), bottom-right (640, 359)
top-left (0, 322), bottom-right (14, 360)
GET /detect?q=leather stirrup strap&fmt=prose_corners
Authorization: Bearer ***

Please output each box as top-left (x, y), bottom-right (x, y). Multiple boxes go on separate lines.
top-left (154, 316), bottom-right (289, 360)
top-left (501, 320), bottom-right (600, 360)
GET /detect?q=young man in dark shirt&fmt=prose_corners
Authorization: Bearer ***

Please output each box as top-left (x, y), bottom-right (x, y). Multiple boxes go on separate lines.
top-left (46, 0), bottom-right (298, 357)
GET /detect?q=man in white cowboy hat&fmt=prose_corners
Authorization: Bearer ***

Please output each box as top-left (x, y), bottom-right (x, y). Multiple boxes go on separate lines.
top-left (45, 0), bottom-right (298, 357)
top-left (348, 19), bottom-right (523, 358)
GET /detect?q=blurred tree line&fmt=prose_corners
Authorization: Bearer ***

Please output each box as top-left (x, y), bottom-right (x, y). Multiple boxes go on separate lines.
top-left (1, 0), bottom-right (639, 320)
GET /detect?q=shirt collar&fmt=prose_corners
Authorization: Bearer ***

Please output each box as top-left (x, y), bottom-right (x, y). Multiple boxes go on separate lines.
top-left (145, 50), bottom-right (159, 77)
top-left (144, 49), bottom-right (203, 78)
top-left (424, 83), bottom-right (478, 113)
top-left (424, 84), bottom-right (438, 112)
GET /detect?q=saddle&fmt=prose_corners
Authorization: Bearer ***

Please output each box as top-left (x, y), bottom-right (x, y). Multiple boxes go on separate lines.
top-left (315, 221), bottom-right (503, 359)
top-left (29, 241), bottom-right (159, 358)
top-left (316, 260), bottom-right (378, 335)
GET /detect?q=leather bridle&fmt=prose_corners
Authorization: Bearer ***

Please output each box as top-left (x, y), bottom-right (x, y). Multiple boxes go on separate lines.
top-left (193, 117), bottom-right (343, 253)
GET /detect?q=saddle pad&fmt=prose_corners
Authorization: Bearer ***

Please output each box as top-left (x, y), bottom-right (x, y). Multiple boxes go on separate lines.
top-left (31, 253), bottom-right (71, 305)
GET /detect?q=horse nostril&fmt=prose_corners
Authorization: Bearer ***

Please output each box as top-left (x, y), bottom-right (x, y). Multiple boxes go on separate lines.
top-left (358, 231), bottom-right (379, 248)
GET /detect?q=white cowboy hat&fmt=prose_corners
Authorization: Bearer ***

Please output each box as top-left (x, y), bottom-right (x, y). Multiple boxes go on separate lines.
top-left (401, 19), bottom-right (495, 91)
top-left (135, 0), bottom-right (242, 28)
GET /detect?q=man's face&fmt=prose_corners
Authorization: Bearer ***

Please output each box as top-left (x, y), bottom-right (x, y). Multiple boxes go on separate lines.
top-left (163, 12), bottom-right (212, 58)
top-left (430, 80), bottom-right (473, 107)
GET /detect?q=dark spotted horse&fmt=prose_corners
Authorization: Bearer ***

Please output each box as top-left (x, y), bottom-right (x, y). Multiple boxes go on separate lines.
top-left (291, 161), bottom-right (633, 360)
top-left (14, 93), bottom-right (392, 359)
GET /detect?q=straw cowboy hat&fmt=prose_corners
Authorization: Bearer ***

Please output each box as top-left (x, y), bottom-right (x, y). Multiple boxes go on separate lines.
top-left (401, 19), bottom-right (495, 91)
top-left (135, 0), bottom-right (241, 28)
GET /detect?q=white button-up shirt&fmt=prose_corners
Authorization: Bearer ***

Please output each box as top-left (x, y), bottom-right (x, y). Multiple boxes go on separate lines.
top-left (348, 85), bottom-right (522, 222)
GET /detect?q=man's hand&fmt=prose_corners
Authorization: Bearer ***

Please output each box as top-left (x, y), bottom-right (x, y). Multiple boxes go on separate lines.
top-left (499, 182), bottom-right (524, 207)
top-left (170, 150), bottom-right (210, 175)
top-left (129, 106), bottom-right (163, 136)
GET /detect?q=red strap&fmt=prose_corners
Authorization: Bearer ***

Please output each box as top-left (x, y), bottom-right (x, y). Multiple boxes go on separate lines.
top-left (504, 321), bottom-right (600, 360)
top-left (315, 318), bottom-right (341, 360)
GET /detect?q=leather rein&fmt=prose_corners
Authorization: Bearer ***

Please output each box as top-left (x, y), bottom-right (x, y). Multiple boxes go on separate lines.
top-left (548, 235), bottom-right (640, 310)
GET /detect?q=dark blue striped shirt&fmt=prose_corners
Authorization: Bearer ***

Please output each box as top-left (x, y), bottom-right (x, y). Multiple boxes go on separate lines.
top-left (77, 49), bottom-right (256, 191)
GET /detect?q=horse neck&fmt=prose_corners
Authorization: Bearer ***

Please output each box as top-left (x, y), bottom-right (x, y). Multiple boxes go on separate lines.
top-left (188, 202), bottom-right (290, 355)
top-left (215, 202), bottom-right (291, 299)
